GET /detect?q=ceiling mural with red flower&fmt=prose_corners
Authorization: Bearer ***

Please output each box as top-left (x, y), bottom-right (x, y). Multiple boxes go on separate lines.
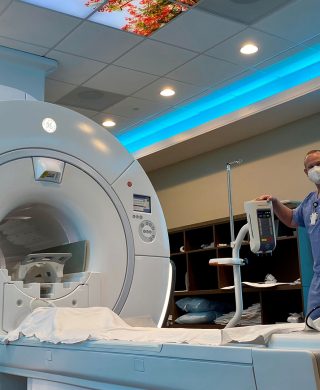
top-left (21, 0), bottom-right (199, 36)
top-left (86, 0), bottom-right (198, 36)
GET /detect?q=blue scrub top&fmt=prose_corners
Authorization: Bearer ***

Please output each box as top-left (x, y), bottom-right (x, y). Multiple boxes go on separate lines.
top-left (293, 191), bottom-right (320, 273)
top-left (293, 191), bottom-right (320, 317)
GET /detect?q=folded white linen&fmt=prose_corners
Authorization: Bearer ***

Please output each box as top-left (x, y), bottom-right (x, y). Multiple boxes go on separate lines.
top-left (93, 326), bottom-right (223, 345)
top-left (5, 307), bottom-right (305, 347)
top-left (5, 307), bottom-right (222, 345)
top-left (6, 307), bottom-right (129, 344)
top-left (221, 323), bottom-right (305, 344)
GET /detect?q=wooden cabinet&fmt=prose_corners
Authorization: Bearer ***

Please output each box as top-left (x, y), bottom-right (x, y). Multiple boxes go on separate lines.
top-left (168, 214), bottom-right (304, 328)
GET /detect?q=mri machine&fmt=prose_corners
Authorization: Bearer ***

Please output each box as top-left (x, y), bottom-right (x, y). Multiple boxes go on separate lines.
top-left (0, 99), bottom-right (172, 333)
top-left (0, 99), bottom-right (319, 390)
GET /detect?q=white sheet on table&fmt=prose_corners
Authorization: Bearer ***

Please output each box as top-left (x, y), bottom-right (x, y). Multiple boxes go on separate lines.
top-left (5, 307), bottom-right (304, 346)
top-left (221, 323), bottom-right (305, 344)
top-left (5, 307), bottom-right (222, 345)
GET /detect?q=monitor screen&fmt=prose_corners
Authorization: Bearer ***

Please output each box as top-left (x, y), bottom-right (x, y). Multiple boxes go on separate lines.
top-left (133, 194), bottom-right (151, 213)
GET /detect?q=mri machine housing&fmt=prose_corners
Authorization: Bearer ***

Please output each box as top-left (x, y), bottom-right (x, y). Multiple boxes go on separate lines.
top-left (0, 100), bottom-right (319, 390)
top-left (0, 99), bottom-right (172, 333)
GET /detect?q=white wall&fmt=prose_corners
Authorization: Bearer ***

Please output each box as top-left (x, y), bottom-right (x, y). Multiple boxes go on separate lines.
top-left (148, 112), bottom-right (320, 229)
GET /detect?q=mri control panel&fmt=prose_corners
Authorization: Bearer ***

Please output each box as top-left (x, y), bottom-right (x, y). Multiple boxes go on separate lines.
top-left (133, 193), bottom-right (157, 243)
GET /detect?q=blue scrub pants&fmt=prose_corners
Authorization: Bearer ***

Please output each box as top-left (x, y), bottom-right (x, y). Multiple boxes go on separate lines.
top-left (308, 272), bottom-right (320, 319)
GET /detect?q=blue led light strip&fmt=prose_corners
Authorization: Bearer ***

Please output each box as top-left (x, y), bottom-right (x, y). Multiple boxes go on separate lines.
top-left (118, 45), bottom-right (320, 153)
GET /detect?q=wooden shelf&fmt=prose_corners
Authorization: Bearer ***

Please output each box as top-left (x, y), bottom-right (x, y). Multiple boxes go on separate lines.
top-left (166, 323), bottom-right (225, 329)
top-left (276, 235), bottom-right (297, 241)
top-left (168, 214), bottom-right (303, 328)
top-left (186, 247), bottom-right (216, 254)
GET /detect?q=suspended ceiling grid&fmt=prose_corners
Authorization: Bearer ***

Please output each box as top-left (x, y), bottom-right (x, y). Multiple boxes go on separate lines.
top-left (0, 0), bottom-right (320, 169)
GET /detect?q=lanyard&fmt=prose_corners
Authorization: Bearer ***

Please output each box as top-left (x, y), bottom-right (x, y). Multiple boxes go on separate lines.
top-left (311, 201), bottom-right (319, 225)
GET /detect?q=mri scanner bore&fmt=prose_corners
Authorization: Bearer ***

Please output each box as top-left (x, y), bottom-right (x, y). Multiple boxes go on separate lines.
top-left (0, 99), bottom-right (172, 333)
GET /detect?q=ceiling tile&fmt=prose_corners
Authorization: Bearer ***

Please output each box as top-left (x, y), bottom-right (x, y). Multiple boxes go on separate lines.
top-left (56, 86), bottom-right (126, 111)
top-left (114, 40), bottom-right (197, 76)
top-left (0, 1), bottom-right (81, 47)
top-left (133, 78), bottom-right (207, 105)
top-left (116, 103), bottom-right (184, 136)
top-left (206, 28), bottom-right (295, 68)
top-left (62, 105), bottom-right (99, 119)
top-left (0, 36), bottom-right (48, 56)
top-left (175, 88), bottom-right (217, 106)
top-left (105, 97), bottom-right (172, 120)
top-left (301, 33), bottom-right (320, 49)
top-left (167, 55), bottom-right (244, 87)
top-left (198, 0), bottom-right (295, 24)
top-left (151, 8), bottom-right (245, 52)
top-left (254, 45), bottom-right (309, 71)
top-left (164, 70), bottom-right (252, 106)
top-left (46, 50), bottom-right (106, 85)
top-left (84, 65), bottom-right (158, 95)
top-left (116, 118), bottom-right (146, 134)
top-left (45, 79), bottom-right (76, 103)
top-left (210, 69), bottom-right (256, 91)
top-left (254, 0), bottom-right (320, 43)
top-left (55, 21), bottom-right (143, 63)
top-left (20, 0), bottom-right (97, 19)
top-left (173, 71), bottom-right (255, 107)
top-left (0, 0), bottom-right (14, 14)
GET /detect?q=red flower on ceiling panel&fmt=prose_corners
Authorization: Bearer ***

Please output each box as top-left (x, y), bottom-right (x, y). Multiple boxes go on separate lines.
top-left (85, 0), bottom-right (198, 36)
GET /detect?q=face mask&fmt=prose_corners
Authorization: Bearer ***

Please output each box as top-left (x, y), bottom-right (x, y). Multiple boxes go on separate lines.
top-left (308, 166), bottom-right (320, 185)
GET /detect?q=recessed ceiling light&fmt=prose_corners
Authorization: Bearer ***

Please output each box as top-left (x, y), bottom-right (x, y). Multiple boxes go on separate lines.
top-left (102, 120), bottom-right (116, 127)
top-left (160, 88), bottom-right (175, 97)
top-left (240, 43), bottom-right (258, 55)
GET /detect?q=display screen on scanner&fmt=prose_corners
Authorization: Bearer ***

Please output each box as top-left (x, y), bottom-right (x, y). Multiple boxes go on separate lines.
top-left (133, 194), bottom-right (151, 213)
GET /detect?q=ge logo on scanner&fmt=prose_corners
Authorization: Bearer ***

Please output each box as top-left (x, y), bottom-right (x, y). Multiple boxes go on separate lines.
top-left (42, 118), bottom-right (57, 133)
